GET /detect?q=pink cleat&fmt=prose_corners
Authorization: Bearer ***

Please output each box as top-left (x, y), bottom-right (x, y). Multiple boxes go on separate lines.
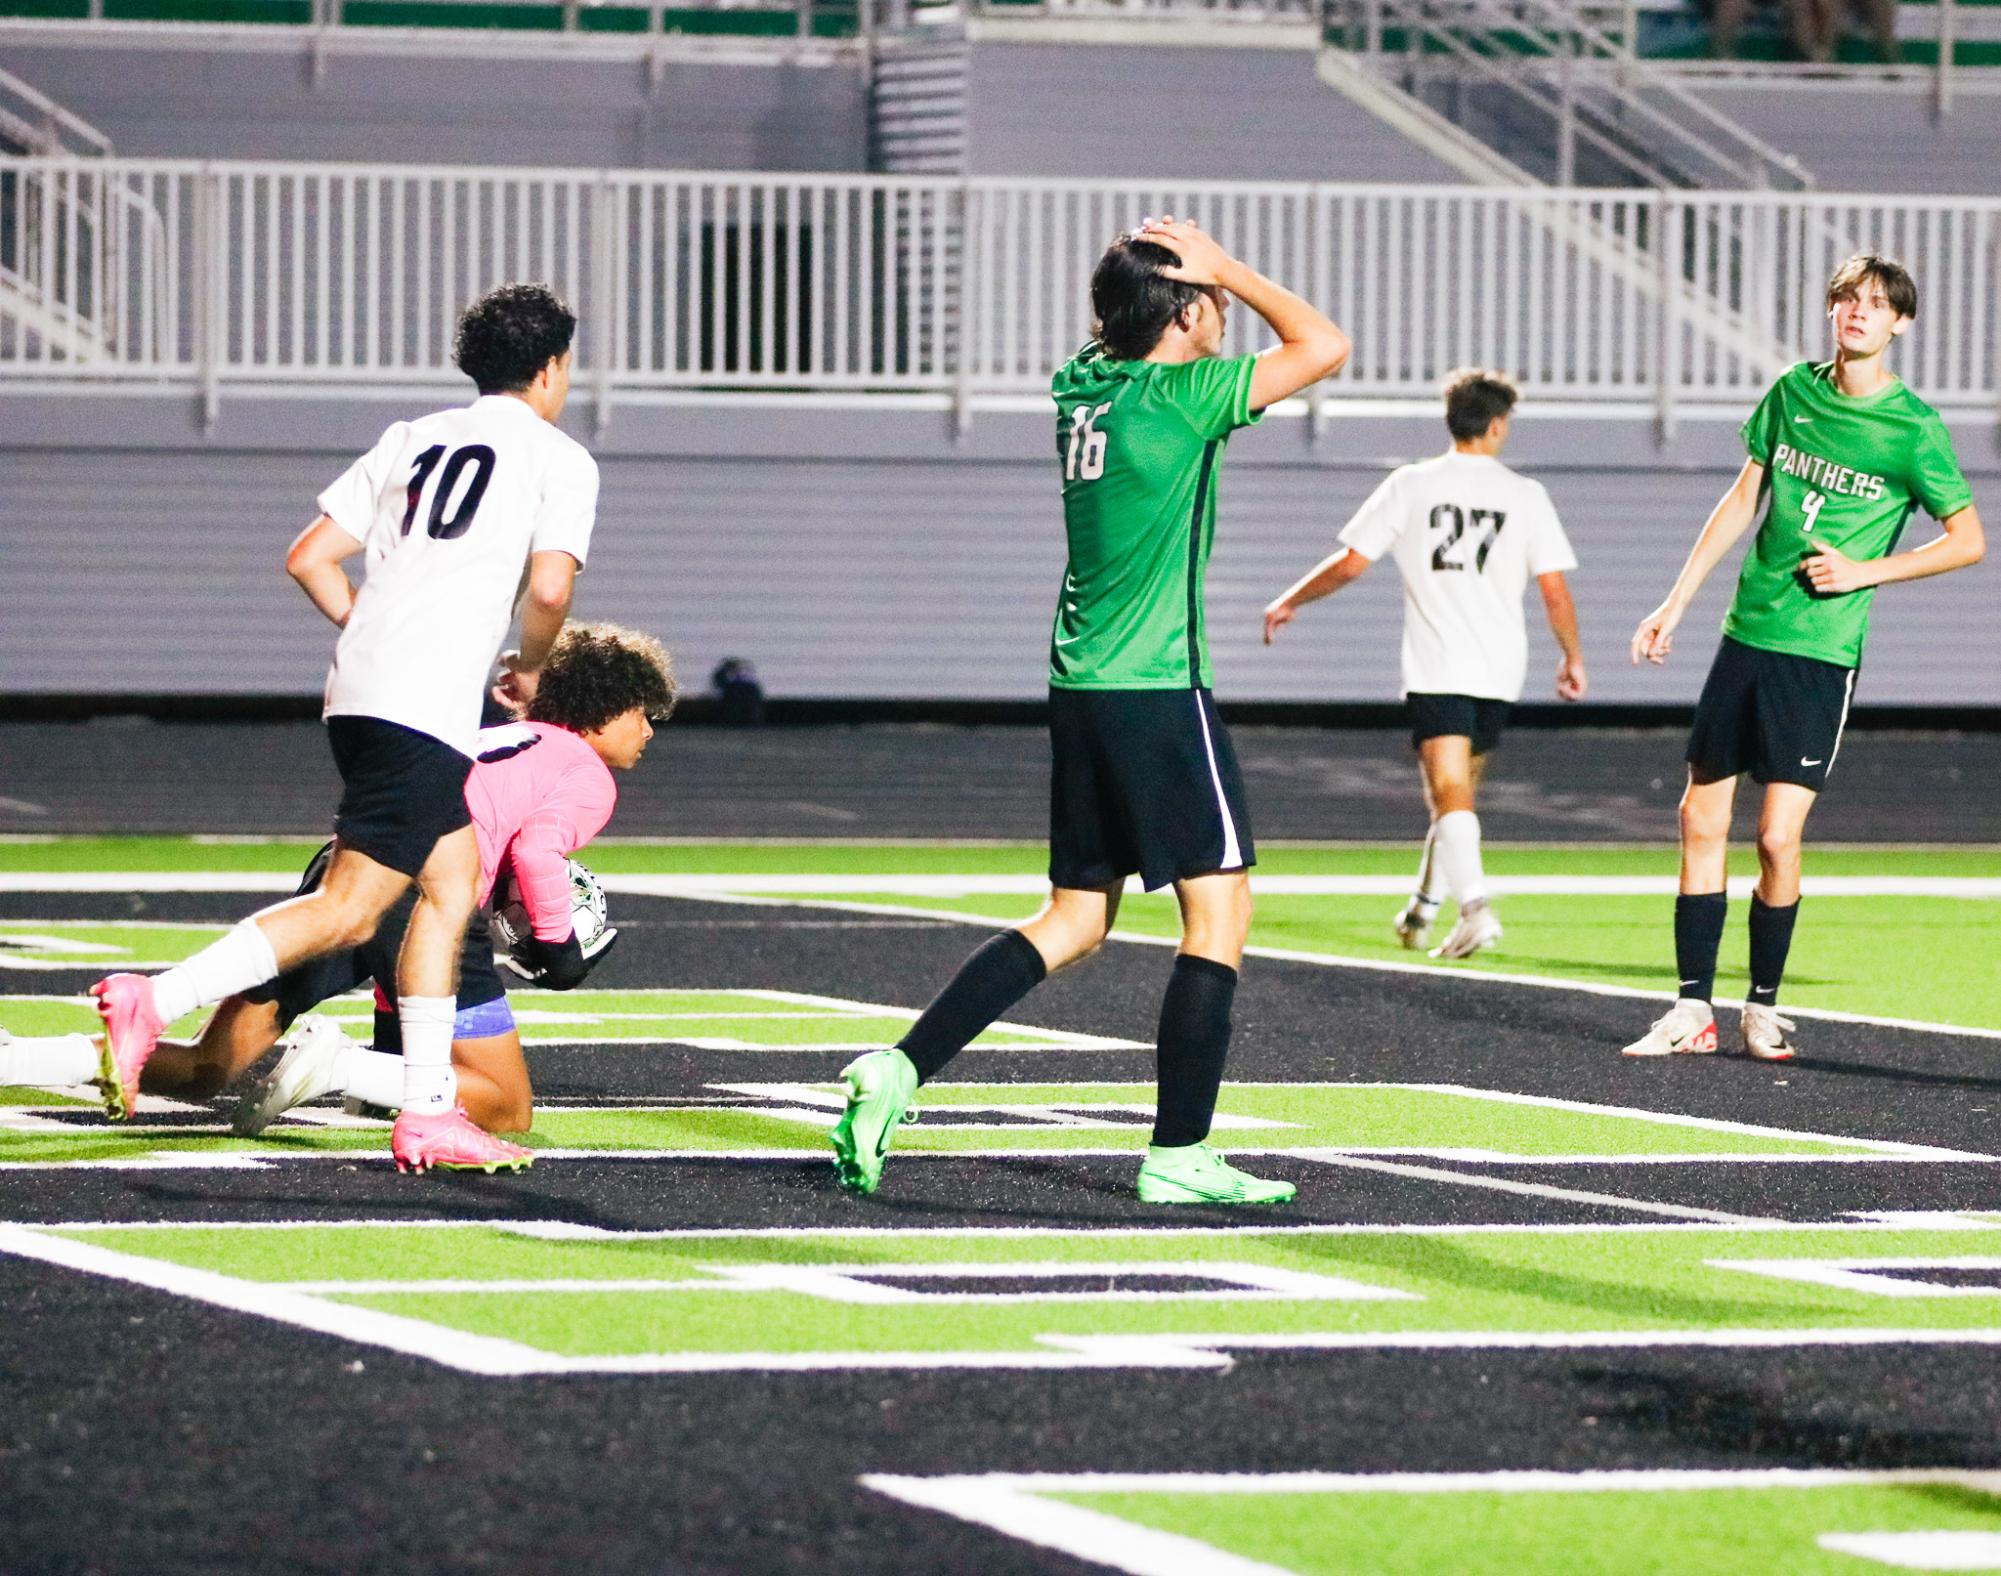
top-left (88, 973), bottom-right (165, 1121)
top-left (391, 1105), bottom-right (534, 1175)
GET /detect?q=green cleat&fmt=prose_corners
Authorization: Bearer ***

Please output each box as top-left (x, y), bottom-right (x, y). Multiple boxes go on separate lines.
top-left (829, 1048), bottom-right (920, 1196)
top-left (1135, 1143), bottom-right (1296, 1206)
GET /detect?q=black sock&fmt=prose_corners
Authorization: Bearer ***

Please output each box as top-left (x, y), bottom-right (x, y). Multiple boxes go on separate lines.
top-left (1747, 895), bottom-right (1800, 1007)
top-left (1674, 892), bottom-right (1728, 1004)
top-left (1151, 955), bottom-right (1238, 1149)
top-left (896, 930), bottom-right (1047, 1082)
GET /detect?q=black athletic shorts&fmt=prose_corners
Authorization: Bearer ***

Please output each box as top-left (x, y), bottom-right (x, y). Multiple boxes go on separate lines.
top-left (326, 715), bottom-right (474, 877)
top-left (1047, 686), bottom-right (1255, 893)
top-left (1686, 636), bottom-right (1857, 793)
top-left (243, 842), bottom-right (507, 1040)
top-left (1407, 692), bottom-right (1513, 757)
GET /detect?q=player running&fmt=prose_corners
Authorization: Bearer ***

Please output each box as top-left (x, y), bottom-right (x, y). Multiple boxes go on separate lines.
top-left (830, 217), bottom-right (1348, 1205)
top-left (84, 284), bottom-right (597, 1174)
top-left (1, 625), bottom-right (672, 1148)
top-left (1624, 253), bottom-right (1984, 1062)
top-left (1261, 368), bottom-right (1586, 959)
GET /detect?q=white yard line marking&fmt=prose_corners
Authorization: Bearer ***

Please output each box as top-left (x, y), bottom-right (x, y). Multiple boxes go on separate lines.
top-left (600, 874), bottom-right (2001, 898)
top-left (674, 891), bottom-right (2001, 1044)
top-left (873, 1465), bottom-right (2001, 1496)
top-left (700, 1260), bottom-right (1419, 1305)
top-left (1299, 1155), bottom-right (1768, 1225)
top-left (5, 873), bottom-right (1996, 1040)
top-left (864, 1475), bottom-right (1297, 1576)
top-left (24, 1218), bottom-right (2001, 1377)
top-left (39, 1216), bottom-right (2000, 1240)
top-left (1710, 1256), bottom-right (2001, 1299)
top-left (0, 1223), bottom-right (557, 1375)
top-left (1819, 1531), bottom-right (2001, 1566)
top-left (865, 1468), bottom-right (2001, 1576)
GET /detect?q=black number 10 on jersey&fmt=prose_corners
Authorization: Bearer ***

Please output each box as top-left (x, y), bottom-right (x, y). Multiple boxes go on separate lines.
top-left (402, 444), bottom-right (497, 540)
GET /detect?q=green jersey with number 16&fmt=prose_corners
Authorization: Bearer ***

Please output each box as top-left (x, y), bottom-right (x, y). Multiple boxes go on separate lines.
top-left (1726, 360), bottom-right (1972, 669)
top-left (1048, 344), bottom-right (1262, 690)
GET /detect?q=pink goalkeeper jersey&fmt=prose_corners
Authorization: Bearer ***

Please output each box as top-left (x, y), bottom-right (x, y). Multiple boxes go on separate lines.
top-left (465, 721), bottom-right (618, 941)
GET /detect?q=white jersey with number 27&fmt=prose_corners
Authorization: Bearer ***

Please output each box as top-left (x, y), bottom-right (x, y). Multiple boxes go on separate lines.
top-left (1337, 450), bottom-right (1577, 703)
top-left (315, 393), bottom-right (598, 758)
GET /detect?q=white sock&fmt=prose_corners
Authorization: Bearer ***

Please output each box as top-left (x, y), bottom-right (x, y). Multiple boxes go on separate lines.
top-left (398, 996), bottom-right (457, 1114)
top-left (333, 1046), bottom-right (407, 1112)
top-left (150, 920), bottom-right (280, 1026)
top-left (0, 1033), bottom-right (102, 1085)
top-left (1433, 809), bottom-right (1488, 910)
top-left (1414, 822), bottom-right (1445, 909)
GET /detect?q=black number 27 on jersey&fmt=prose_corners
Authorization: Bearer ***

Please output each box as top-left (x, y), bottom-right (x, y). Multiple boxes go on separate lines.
top-left (1429, 504), bottom-right (1507, 573)
top-left (401, 444), bottom-right (497, 540)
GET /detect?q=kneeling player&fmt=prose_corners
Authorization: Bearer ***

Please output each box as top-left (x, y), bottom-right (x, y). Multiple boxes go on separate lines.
top-left (1, 622), bottom-right (673, 1159)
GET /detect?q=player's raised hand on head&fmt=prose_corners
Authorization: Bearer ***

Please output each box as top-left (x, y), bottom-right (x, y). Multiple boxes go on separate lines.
top-left (1262, 598), bottom-right (1297, 646)
top-left (1138, 217), bottom-right (1233, 288)
top-left (1556, 654), bottom-right (1588, 701)
top-left (491, 650), bottom-right (540, 713)
top-left (1801, 544), bottom-right (1870, 595)
top-left (1631, 602), bottom-right (1679, 666)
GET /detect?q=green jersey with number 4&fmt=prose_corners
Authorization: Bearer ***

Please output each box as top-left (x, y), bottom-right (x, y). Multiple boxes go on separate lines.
top-left (1727, 360), bottom-right (1973, 668)
top-left (1048, 344), bottom-right (1262, 690)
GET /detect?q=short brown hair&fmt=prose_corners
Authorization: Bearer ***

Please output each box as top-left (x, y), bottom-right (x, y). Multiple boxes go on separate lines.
top-left (527, 621), bottom-right (676, 734)
top-left (1443, 367), bottom-right (1518, 442)
top-left (1826, 253), bottom-right (1917, 320)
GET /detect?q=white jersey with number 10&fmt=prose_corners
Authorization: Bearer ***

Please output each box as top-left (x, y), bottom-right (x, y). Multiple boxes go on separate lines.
top-left (1337, 450), bottom-right (1577, 703)
top-left (315, 393), bottom-right (599, 758)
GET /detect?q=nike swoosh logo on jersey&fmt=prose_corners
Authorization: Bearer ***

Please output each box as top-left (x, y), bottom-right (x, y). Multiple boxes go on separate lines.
top-left (1794, 416), bottom-right (1812, 423)
top-left (1801, 757), bottom-right (1824, 767)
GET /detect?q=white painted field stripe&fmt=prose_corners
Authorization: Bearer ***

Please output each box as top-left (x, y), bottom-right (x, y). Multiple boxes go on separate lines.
top-left (611, 874), bottom-right (2001, 898)
top-left (1398, 1081), bottom-right (1988, 1162)
top-left (7, 872), bottom-right (1997, 1041)
top-left (286, 1278), bottom-right (732, 1295)
top-left (39, 1214), bottom-right (2001, 1238)
top-left (1302, 1155), bottom-right (1768, 1225)
top-left (1711, 1256), bottom-right (2001, 1299)
top-left (7, 871), bottom-right (2000, 899)
top-left (691, 892), bottom-right (2001, 1044)
top-left (0, 1223), bottom-right (556, 1375)
top-left (865, 1467), bottom-right (2001, 1576)
top-left (0, 874), bottom-right (301, 894)
top-left (1043, 1327), bottom-right (2001, 1359)
top-left (7, 1146), bottom-right (1990, 1172)
top-left (864, 1475), bottom-right (1297, 1576)
top-left (871, 1465), bottom-right (2001, 1496)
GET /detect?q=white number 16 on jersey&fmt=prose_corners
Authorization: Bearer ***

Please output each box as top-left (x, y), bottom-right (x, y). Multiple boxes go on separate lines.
top-left (1065, 402), bottom-right (1111, 482)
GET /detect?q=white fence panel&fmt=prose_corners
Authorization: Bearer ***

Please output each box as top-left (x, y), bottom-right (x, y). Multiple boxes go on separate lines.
top-left (3, 159), bottom-right (1998, 419)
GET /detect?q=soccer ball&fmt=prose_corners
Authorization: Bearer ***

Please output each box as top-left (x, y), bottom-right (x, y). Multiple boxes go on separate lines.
top-left (567, 858), bottom-right (609, 948)
top-left (491, 858), bottom-right (608, 954)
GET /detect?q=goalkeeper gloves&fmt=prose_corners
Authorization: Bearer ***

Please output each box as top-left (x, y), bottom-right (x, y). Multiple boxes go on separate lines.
top-left (499, 925), bottom-right (618, 990)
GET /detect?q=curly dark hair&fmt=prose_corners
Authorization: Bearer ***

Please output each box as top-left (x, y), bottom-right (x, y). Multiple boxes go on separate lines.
top-left (527, 622), bottom-right (677, 734)
top-left (454, 283), bottom-right (577, 396)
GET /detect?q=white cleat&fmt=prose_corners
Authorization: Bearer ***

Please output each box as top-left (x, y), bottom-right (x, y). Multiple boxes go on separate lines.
top-left (232, 1016), bottom-right (349, 1136)
top-left (1392, 901), bottom-right (1438, 951)
top-left (1741, 1003), bottom-right (1798, 1062)
top-left (1429, 903), bottom-right (1502, 960)
top-left (1622, 998), bottom-right (1719, 1058)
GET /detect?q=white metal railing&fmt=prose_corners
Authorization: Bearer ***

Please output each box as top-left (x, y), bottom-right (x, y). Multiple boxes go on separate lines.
top-left (2, 160), bottom-right (1997, 432)
top-left (1327, 0), bottom-right (1815, 190)
top-left (0, 65), bottom-right (114, 159)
